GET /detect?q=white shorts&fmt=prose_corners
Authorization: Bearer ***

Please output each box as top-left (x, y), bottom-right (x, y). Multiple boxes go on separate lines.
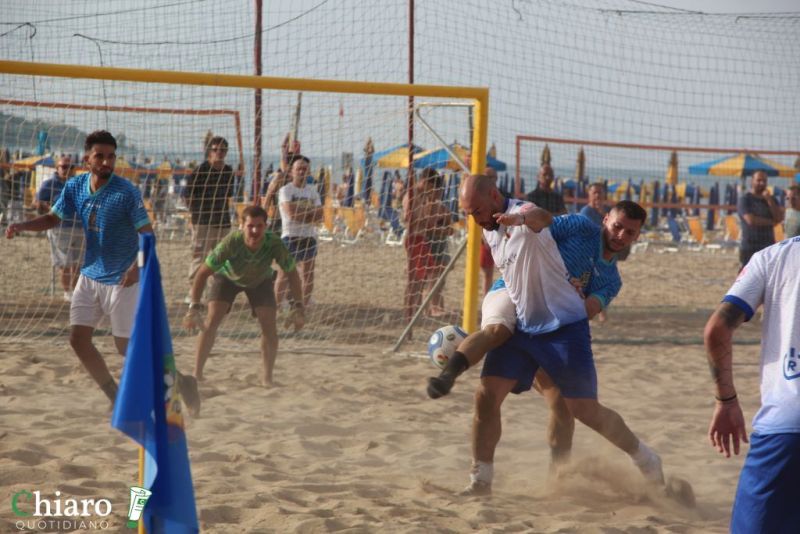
top-left (47, 226), bottom-right (84, 267)
top-left (480, 287), bottom-right (517, 333)
top-left (70, 275), bottom-right (139, 338)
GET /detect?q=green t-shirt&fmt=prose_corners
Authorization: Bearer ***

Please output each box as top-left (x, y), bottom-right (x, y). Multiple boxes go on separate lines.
top-left (205, 230), bottom-right (296, 287)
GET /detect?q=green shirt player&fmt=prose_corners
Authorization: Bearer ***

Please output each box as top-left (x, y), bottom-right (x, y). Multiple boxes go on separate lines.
top-left (183, 205), bottom-right (304, 405)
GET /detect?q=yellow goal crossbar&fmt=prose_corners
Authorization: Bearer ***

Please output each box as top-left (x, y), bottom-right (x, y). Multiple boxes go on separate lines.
top-left (0, 59), bottom-right (488, 333)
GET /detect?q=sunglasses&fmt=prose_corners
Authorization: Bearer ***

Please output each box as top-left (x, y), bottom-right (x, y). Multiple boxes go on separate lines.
top-left (57, 165), bottom-right (72, 169)
top-left (209, 147), bottom-right (228, 153)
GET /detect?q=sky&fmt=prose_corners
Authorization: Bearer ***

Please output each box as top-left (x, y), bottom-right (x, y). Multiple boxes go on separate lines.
top-left (656, 0), bottom-right (799, 13)
top-left (1, 0), bottom-right (798, 182)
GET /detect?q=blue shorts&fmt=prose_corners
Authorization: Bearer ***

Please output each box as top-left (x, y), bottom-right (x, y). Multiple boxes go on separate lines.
top-left (481, 319), bottom-right (597, 398)
top-left (282, 236), bottom-right (318, 262)
top-left (731, 432), bottom-right (800, 534)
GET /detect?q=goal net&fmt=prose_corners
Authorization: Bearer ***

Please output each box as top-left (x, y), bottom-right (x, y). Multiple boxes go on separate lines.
top-left (1, 0), bottom-right (799, 351)
top-left (0, 62), bottom-right (486, 351)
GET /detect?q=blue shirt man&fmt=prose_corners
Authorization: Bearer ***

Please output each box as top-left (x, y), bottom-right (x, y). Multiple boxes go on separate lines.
top-left (52, 172), bottom-right (150, 284)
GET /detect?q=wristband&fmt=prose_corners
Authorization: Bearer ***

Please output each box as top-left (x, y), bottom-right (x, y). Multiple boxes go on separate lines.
top-left (715, 393), bottom-right (738, 403)
top-left (189, 302), bottom-right (205, 311)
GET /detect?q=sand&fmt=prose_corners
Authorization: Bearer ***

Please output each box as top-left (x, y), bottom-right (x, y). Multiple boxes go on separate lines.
top-left (0, 238), bottom-right (764, 533)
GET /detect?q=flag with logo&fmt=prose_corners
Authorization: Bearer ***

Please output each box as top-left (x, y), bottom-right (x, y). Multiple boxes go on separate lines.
top-left (112, 233), bottom-right (198, 533)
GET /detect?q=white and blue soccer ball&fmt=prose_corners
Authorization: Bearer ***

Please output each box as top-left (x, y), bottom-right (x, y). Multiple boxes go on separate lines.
top-left (427, 325), bottom-right (468, 369)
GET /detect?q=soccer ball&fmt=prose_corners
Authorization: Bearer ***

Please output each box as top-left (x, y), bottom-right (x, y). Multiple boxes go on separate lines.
top-left (427, 325), bottom-right (468, 369)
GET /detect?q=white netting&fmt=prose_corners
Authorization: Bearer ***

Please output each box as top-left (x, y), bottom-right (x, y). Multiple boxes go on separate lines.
top-left (1, 0), bottom-right (799, 349)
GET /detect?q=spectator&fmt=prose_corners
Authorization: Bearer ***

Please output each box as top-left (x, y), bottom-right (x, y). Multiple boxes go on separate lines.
top-left (579, 182), bottom-right (608, 227)
top-left (183, 136), bottom-right (235, 295)
top-left (424, 170), bottom-right (454, 316)
top-left (525, 163), bottom-right (567, 215)
top-left (737, 170), bottom-right (784, 269)
top-left (784, 184), bottom-right (800, 238)
top-left (35, 155), bottom-right (84, 301)
top-left (277, 154), bottom-right (323, 307)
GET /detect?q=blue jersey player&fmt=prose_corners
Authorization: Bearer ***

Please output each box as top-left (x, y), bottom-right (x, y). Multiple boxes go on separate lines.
top-left (6, 130), bottom-right (198, 412)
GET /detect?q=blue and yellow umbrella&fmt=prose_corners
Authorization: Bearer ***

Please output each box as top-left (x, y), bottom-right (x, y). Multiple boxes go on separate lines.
top-left (688, 152), bottom-right (795, 178)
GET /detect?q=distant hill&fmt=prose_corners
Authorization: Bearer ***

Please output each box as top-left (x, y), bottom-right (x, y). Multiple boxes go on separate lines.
top-left (0, 112), bottom-right (90, 153)
top-left (0, 112), bottom-right (137, 154)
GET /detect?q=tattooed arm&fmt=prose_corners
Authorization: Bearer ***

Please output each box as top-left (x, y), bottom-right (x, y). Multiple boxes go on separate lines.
top-left (703, 302), bottom-right (749, 457)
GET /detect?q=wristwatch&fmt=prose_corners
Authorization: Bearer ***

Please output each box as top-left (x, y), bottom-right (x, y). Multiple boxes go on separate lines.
top-left (189, 302), bottom-right (205, 311)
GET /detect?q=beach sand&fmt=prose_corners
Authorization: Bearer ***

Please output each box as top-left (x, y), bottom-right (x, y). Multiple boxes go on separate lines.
top-left (0, 240), bottom-right (763, 533)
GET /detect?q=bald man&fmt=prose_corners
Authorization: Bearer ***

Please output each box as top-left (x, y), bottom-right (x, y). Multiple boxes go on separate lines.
top-left (438, 174), bottom-right (664, 496)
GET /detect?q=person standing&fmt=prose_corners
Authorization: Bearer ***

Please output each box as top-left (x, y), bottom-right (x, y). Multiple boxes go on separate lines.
top-left (4, 131), bottom-right (202, 410)
top-left (737, 170), bottom-right (783, 268)
top-left (184, 136), bottom-right (234, 293)
top-left (704, 238), bottom-right (800, 532)
top-left (525, 163), bottom-right (567, 215)
top-left (277, 154), bottom-right (323, 307)
top-left (579, 182), bottom-right (608, 227)
top-left (35, 155), bottom-right (84, 301)
top-left (783, 184), bottom-right (800, 238)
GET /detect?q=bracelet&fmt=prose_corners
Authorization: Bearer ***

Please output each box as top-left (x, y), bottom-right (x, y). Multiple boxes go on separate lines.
top-left (189, 302), bottom-right (205, 310)
top-left (289, 300), bottom-right (304, 310)
top-left (715, 393), bottom-right (738, 403)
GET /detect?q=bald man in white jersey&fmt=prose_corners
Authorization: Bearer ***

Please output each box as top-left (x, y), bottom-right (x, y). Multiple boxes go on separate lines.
top-left (450, 174), bottom-right (665, 496)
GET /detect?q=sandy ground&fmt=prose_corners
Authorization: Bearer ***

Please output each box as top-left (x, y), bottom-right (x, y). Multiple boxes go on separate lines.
top-left (0, 235), bottom-right (766, 532)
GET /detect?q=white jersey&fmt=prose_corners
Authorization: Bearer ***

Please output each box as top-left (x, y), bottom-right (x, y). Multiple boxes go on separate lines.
top-left (484, 199), bottom-right (587, 335)
top-left (723, 237), bottom-right (800, 434)
top-left (278, 182), bottom-right (322, 238)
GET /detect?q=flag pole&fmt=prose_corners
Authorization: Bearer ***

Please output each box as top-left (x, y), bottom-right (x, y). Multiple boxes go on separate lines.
top-left (138, 446), bottom-right (145, 534)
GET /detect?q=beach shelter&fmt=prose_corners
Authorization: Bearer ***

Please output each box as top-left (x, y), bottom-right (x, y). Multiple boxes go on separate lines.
top-left (666, 151), bottom-right (678, 186)
top-left (367, 144), bottom-right (424, 169)
top-left (688, 152), bottom-right (795, 179)
top-left (12, 154), bottom-right (55, 170)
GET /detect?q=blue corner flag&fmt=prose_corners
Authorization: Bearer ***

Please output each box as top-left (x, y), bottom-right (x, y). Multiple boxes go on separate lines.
top-left (112, 233), bottom-right (198, 533)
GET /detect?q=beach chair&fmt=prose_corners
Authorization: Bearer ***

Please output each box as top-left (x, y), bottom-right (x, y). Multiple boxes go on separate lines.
top-left (775, 223), bottom-right (785, 243)
top-left (724, 214), bottom-right (740, 242)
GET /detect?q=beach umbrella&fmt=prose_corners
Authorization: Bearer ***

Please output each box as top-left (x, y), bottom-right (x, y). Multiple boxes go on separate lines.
top-left (540, 144), bottom-right (551, 166)
top-left (12, 154), bottom-right (55, 170)
top-left (706, 183), bottom-right (719, 230)
top-left (688, 152), bottom-right (795, 179)
top-left (650, 180), bottom-right (661, 227)
top-left (666, 151), bottom-right (678, 186)
top-left (366, 144), bottom-right (425, 169)
top-left (485, 154), bottom-right (507, 171)
top-left (114, 157), bottom-right (140, 182)
top-left (413, 143), bottom-right (470, 171)
top-left (690, 183), bottom-right (701, 216)
top-left (575, 147), bottom-right (586, 182)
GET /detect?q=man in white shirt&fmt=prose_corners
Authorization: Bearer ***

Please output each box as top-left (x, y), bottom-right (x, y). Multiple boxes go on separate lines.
top-left (276, 155), bottom-right (323, 307)
top-left (704, 237), bottom-right (800, 532)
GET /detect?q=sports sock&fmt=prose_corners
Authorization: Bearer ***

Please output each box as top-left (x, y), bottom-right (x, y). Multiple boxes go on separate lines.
top-left (441, 351), bottom-right (469, 378)
top-left (469, 460), bottom-right (494, 484)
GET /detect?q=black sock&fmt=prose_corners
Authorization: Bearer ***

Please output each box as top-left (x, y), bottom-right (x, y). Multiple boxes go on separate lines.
top-left (442, 351), bottom-right (469, 377)
top-left (101, 379), bottom-right (118, 403)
